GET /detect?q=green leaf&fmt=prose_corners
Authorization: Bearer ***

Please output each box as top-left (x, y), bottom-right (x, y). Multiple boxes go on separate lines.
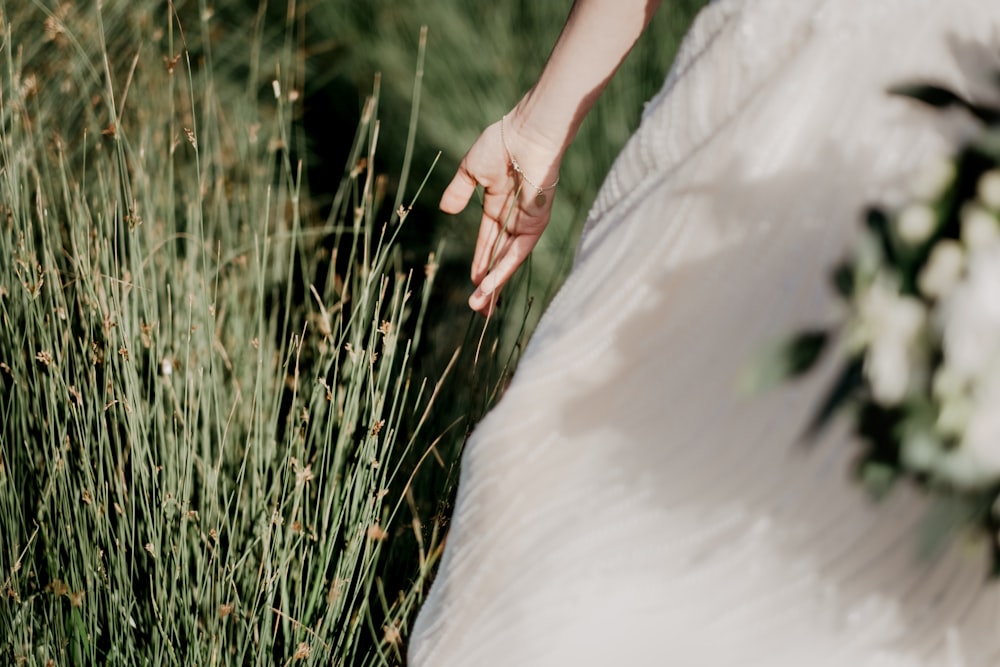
top-left (832, 261), bottom-right (854, 299)
top-left (866, 208), bottom-right (897, 266)
top-left (890, 83), bottom-right (1000, 124)
top-left (804, 356), bottom-right (864, 437)
top-left (739, 330), bottom-right (830, 393)
top-left (860, 460), bottom-right (898, 501)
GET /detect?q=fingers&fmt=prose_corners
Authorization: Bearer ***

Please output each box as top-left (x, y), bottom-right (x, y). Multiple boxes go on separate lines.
top-left (472, 213), bottom-right (502, 284)
top-left (470, 285), bottom-right (503, 318)
top-left (439, 164), bottom-right (478, 215)
top-left (468, 234), bottom-right (539, 315)
top-left (471, 187), bottom-right (520, 283)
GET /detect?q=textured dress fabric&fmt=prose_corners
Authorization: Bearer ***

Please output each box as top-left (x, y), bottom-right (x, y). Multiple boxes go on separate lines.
top-left (409, 1), bottom-right (1000, 665)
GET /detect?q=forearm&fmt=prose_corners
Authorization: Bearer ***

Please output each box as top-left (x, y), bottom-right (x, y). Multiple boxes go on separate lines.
top-left (509, 0), bottom-right (663, 156)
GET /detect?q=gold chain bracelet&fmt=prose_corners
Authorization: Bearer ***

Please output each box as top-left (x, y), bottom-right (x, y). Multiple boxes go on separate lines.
top-left (500, 114), bottom-right (560, 207)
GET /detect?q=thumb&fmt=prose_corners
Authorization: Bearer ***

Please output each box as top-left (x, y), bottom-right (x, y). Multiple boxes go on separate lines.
top-left (439, 165), bottom-right (478, 214)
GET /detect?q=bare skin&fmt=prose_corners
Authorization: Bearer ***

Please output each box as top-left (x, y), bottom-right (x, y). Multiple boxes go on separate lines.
top-left (440, 0), bottom-right (665, 316)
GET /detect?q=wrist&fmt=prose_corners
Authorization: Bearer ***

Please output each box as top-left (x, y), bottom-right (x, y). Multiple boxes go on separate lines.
top-left (500, 114), bottom-right (562, 207)
top-left (499, 108), bottom-right (564, 202)
top-left (507, 94), bottom-right (577, 159)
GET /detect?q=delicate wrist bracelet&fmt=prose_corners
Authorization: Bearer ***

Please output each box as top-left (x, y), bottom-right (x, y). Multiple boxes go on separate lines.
top-left (500, 114), bottom-right (560, 207)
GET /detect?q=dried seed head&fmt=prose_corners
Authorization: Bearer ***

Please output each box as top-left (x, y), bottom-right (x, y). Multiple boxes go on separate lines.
top-left (44, 16), bottom-right (64, 41)
top-left (384, 623), bottom-right (402, 647)
top-left (425, 254), bottom-right (439, 281)
top-left (295, 464), bottom-right (314, 487)
top-left (20, 73), bottom-right (38, 100)
top-left (163, 54), bottom-right (181, 74)
top-left (327, 578), bottom-right (344, 605)
top-left (367, 524), bottom-right (388, 541)
top-left (140, 321), bottom-right (153, 349)
top-left (48, 580), bottom-right (69, 596)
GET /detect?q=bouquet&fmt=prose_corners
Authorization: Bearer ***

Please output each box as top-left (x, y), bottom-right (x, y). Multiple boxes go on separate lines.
top-left (770, 83), bottom-right (1000, 570)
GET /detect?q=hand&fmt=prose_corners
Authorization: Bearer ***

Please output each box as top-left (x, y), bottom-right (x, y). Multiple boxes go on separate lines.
top-left (440, 114), bottom-right (562, 316)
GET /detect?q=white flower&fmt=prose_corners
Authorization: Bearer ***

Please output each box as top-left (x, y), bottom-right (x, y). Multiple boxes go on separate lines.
top-left (858, 276), bottom-right (927, 405)
top-left (931, 364), bottom-right (967, 402)
top-left (978, 169), bottom-right (1000, 211)
top-left (896, 204), bottom-right (936, 245)
top-left (917, 240), bottom-right (964, 299)
top-left (960, 203), bottom-right (1000, 251)
top-left (908, 156), bottom-right (956, 202)
top-left (941, 245), bottom-right (1000, 381)
top-left (900, 431), bottom-right (943, 473)
top-left (867, 343), bottom-right (914, 405)
top-left (963, 363), bottom-right (1000, 479)
top-left (936, 393), bottom-right (973, 438)
top-left (937, 446), bottom-right (999, 490)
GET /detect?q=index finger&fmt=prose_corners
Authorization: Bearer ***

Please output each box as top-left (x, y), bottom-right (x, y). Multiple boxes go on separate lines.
top-left (439, 164), bottom-right (478, 215)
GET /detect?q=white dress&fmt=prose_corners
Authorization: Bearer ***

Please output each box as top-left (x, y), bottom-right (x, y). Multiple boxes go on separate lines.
top-left (409, 1), bottom-right (1000, 665)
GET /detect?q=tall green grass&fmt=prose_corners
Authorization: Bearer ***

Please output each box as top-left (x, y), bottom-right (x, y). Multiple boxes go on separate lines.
top-left (0, 1), bottom-right (471, 664)
top-left (0, 0), bottom-right (701, 664)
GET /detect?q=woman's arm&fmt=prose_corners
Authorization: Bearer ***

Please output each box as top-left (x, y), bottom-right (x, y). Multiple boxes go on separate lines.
top-left (441, 0), bottom-right (664, 315)
top-left (510, 0), bottom-right (663, 160)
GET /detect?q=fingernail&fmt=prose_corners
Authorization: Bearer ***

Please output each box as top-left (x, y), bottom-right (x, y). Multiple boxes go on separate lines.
top-left (476, 281), bottom-right (494, 297)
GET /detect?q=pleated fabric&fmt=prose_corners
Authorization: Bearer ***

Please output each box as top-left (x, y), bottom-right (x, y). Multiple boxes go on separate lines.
top-left (409, 1), bottom-right (1000, 664)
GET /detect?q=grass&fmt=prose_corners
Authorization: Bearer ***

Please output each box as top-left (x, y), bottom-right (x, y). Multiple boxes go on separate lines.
top-left (0, 0), bottom-right (700, 664)
top-left (0, 0), bottom-right (456, 663)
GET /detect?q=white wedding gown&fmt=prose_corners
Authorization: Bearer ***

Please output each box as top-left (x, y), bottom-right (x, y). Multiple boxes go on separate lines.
top-left (409, 1), bottom-right (1000, 665)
